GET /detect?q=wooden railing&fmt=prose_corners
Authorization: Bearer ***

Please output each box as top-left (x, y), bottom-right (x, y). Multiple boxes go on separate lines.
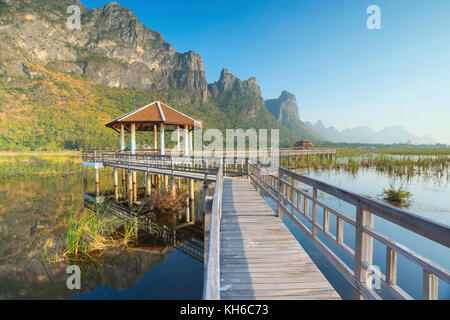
top-left (82, 148), bottom-right (335, 163)
top-left (248, 162), bottom-right (450, 300)
top-left (83, 151), bottom-right (247, 177)
top-left (203, 159), bottom-right (224, 300)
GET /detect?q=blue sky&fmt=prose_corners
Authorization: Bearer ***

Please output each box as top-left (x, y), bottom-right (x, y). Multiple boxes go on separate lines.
top-left (82, 0), bottom-right (450, 143)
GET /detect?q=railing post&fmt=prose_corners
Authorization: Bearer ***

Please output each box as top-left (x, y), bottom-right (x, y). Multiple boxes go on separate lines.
top-left (277, 169), bottom-right (284, 220)
top-left (354, 207), bottom-right (374, 300)
top-left (386, 247), bottom-right (397, 286)
top-left (312, 187), bottom-right (318, 237)
top-left (422, 271), bottom-right (438, 300)
top-left (323, 208), bottom-right (329, 233)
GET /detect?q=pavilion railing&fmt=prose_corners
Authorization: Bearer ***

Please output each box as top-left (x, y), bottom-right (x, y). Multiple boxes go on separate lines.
top-left (82, 151), bottom-right (248, 177)
top-left (248, 161), bottom-right (450, 300)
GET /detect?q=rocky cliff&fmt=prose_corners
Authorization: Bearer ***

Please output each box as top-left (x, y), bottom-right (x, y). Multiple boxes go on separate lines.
top-left (0, 0), bottom-right (208, 102)
top-left (265, 91), bottom-right (325, 142)
top-left (0, 0), bottom-right (320, 150)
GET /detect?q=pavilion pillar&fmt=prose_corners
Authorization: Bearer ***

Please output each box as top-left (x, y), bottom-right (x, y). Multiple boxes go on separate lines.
top-left (131, 123), bottom-right (137, 201)
top-left (131, 123), bottom-right (136, 154)
top-left (153, 124), bottom-right (158, 150)
top-left (177, 125), bottom-right (181, 155)
top-left (160, 124), bottom-right (165, 155)
top-left (120, 124), bottom-right (125, 151)
top-left (189, 128), bottom-right (193, 156)
top-left (184, 126), bottom-right (189, 156)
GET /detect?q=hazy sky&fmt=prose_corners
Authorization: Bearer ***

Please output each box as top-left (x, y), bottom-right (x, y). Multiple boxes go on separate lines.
top-left (83, 0), bottom-right (450, 143)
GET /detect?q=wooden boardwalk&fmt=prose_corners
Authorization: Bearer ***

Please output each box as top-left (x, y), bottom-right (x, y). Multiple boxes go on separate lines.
top-left (219, 178), bottom-right (340, 300)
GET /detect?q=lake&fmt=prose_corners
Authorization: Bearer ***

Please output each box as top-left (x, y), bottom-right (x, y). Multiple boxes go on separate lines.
top-left (0, 156), bottom-right (448, 300)
top-left (0, 169), bottom-right (207, 300)
top-left (261, 166), bottom-right (450, 300)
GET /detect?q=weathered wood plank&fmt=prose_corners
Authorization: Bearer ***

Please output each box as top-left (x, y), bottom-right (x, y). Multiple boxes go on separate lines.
top-left (219, 177), bottom-right (340, 300)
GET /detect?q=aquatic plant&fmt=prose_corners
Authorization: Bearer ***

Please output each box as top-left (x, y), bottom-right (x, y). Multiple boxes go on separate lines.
top-left (62, 203), bottom-right (136, 259)
top-left (382, 184), bottom-right (413, 204)
top-left (143, 189), bottom-right (188, 217)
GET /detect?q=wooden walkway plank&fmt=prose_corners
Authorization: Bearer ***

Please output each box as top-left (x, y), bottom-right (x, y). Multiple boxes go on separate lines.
top-left (220, 177), bottom-right (340, 300)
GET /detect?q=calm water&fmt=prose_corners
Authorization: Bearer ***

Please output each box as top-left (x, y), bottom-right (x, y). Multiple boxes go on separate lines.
top-left (262, 167), bottom-right (450, 300)
top-left (1, 161), bottom-right (449, 300)
top-left (0, 170), bottom-right (206, 300)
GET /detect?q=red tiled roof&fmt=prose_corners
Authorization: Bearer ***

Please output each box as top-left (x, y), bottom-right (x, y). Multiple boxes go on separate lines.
top-left (105, 101), bottom-right (202, 132)
top-left (294, 140), bottom-right (315, 147)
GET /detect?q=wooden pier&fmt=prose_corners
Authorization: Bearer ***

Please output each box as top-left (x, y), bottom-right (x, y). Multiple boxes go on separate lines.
top-left (219, 178), bottom-right (340, 299)
top-left (82, 151), bottom-right (450, 300)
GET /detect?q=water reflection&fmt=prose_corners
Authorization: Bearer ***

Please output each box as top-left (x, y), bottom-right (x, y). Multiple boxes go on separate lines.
top-left (0, 173), bottom-right (207, 300)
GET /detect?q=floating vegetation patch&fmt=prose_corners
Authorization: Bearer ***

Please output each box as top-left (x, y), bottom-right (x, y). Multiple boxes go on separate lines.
top-left (61, 202), bottom-right (137, 260)
top-left (381, 183), bottom-right (413, 206)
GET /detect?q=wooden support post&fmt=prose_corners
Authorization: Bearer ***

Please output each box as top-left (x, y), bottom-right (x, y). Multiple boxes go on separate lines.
top-left (145, 172), bottom-right (152, 197)
top-left (171, 176), bottom-right (176, 197)
top-left (422, 271), bottom-right (438, 300)
top-left (82, 165), bottom-right (87, 194)
top-left (165, 175), bottom-right (169, 190)
top-left (113, 168), bottom-right (119, 202)
top-left (189, 179), bottom-right (195, 201)
top-left (122, 169), bottom-right (126, 193)
top-left (127, 170), bottom-right (133, 208)
top-left (133, 171), bottom-right (137, 202)
top-left (95, 168), bottom-right (100, 198)
top-left (354, 207), bottom-right (374, 300)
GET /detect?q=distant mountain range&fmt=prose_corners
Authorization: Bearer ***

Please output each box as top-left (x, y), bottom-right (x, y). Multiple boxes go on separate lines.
top-left (304, 121), bottom-right (438, 145)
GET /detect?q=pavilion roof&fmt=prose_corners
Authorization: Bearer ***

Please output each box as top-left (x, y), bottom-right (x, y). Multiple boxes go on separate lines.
top-left (105, 101), bottom-right (202, 132)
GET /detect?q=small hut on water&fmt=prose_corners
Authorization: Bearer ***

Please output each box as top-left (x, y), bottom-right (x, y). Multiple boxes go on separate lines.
top-left (293, 139), bottom-right (315, 149)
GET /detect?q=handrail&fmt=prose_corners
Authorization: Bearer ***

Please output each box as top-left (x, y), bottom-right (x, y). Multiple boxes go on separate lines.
top-left (248, 162), bottom-right (450, 300)
top-left (82, 150), bottom-right (248, 177)
top-left (203, 159), bottom-right (223, 300)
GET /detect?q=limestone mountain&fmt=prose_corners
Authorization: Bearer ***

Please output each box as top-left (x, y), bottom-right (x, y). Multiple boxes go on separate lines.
top-left (0, 0), bottom-right (208, 101)
top-left (0, 0), bottom-right (310, 150)
top-left (265, 91), bottom-right (325, 143)
top-left (208, 69), bottom-right (300, 143)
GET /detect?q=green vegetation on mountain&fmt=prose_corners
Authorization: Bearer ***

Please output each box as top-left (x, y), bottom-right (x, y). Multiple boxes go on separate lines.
top-left (0, 0), bottom-right (318, 151)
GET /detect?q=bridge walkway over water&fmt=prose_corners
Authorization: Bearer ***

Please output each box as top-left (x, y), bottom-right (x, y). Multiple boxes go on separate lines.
top-left (219, 178), bottom-right (340, 300)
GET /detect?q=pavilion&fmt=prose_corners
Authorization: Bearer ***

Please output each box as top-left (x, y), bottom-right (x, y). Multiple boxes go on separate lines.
top-left (105, 101), bottom-right (202, 155)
